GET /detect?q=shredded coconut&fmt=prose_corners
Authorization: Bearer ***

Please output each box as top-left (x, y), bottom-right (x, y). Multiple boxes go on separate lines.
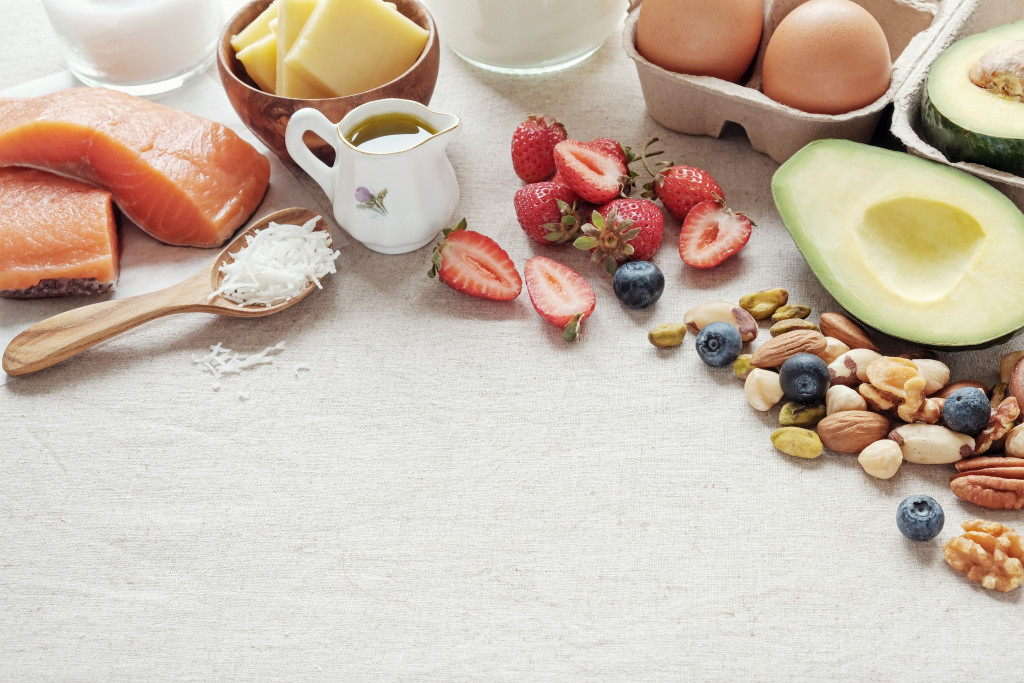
top-left (193, 340), bottom-right (286, 378)
top-left (209, 216), bottom-right (339, 307)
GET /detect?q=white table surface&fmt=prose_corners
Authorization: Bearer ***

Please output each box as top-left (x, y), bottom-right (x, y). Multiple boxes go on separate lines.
top-left (2, 1), bottom-right (1022, 680)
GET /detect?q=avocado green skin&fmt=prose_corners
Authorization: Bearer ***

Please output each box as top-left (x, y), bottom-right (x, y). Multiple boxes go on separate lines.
top-left (921, 87), bottom-right (1024, 177)
top-left (843, 310), bottom-right (1019, 352)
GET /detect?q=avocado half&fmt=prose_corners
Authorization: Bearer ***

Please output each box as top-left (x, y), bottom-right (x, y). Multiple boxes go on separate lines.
top-left (921, 20), bottom-right (1024, 176)
top-left (772, 139), bottom-right (1024, 349)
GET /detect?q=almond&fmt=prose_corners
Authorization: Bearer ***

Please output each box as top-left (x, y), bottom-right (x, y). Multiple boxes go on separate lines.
top-left (750, 329), bottom-right (827, 368)
top-left (816, 410), bottom-right (890, 454)
top-left (819, 312), bottom-right (879, 352)
top-left (933, 380), bottom-right (988, 399)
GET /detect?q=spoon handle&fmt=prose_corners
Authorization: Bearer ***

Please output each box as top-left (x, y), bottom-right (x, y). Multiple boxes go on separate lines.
top-left (3, 277), bottom-right (205, 377)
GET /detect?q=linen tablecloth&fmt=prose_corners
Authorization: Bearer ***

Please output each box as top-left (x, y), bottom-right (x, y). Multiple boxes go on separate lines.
top-left (2, 1), bottom-right (1021, 679)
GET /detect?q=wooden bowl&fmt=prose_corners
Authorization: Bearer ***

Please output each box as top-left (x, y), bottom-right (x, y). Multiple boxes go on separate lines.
top-left (217, 0), bottom-right (440, 161)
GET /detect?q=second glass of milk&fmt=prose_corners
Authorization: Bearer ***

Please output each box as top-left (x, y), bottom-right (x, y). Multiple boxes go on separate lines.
top-left (423, 0), bottom-right (629, 74)
top-left (41, 0), bottom-right (223, 95)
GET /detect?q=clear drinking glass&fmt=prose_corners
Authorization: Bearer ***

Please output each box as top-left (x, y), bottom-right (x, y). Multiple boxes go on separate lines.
top-left (41, 0), bottom-right (223, 95)
top-left (422, 0), bottom-right (629, 74)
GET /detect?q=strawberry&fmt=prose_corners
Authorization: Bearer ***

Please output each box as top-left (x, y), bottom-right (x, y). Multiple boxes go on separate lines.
top-left (587, 137), bottom-right (642, 194)
top-left (678, 200), bottom-right (753, 269)
top-left (513, 181), bottom-right (581, 246)
top-left (574, 198), bottom-right (664, 275)
top-left (511, 114), bottom-right (568, 183)
top-left (428, 219), bottom-right (522, 300)
top-left (640, 138), bottom-right (723, 220)
top-left (524, 256), bottom-right (596, 343)
top-left (586, 137), bottom-right (630, 167)
top-left (552, 139), bottom-right (627, 205)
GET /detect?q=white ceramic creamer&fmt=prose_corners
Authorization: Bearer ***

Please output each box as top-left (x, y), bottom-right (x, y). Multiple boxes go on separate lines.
top-left (286, 99), bottom-right (462, 254)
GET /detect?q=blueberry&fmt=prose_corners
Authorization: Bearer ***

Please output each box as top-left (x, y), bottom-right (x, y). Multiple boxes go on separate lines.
top-left (778, 353), bottom-right (830, 403)
top-left (896, 495), bottom-right (945, 541)
top-left (695, 322), bottom-right (743, 368)
top-left (612, 261), bottom-right (664, 309)
top-left (941, 387), bottom-right (990, 435)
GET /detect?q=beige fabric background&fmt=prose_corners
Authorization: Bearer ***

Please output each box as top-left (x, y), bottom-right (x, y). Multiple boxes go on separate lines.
top-left (2, 1), bottom-right (1021, 680)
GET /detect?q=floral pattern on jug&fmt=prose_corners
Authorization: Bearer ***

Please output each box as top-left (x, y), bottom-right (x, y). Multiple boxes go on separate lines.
top-left (355, 186), bottom-right (388, 216)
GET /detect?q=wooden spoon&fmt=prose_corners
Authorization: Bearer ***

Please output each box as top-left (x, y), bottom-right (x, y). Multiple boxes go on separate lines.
top-left (3, 207), bottom-right (330, 377)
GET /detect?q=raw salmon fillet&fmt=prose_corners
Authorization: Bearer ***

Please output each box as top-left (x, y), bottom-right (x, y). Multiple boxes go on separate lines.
top-left (0, 87), bottom-right (270, 248)
top-left (0, 167), bottom-right (118, 298)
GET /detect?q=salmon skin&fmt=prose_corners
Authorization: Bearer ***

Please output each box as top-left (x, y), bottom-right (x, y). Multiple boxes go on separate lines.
top-left (0, 87), bottom-right (270, 248)
top-left (0, 167), bottom-right (119, 298)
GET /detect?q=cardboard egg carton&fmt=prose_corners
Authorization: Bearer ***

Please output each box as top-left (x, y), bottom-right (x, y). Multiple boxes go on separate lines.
top-left (623, 0), bottom-right (952, 163)
top-left (891, 0), bottom-right (1024, 208)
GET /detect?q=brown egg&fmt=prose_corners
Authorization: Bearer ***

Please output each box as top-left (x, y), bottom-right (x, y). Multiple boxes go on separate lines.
top-left (636, 0), bottom-right (763, 83)
top-left (762, 0), bottom-right (891, 115)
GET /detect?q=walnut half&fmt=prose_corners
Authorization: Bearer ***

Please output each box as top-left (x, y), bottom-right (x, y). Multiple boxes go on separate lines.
top-left (943, 519), bottom-right (1024, 592)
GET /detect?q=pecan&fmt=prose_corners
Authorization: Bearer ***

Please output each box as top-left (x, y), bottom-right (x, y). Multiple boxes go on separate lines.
top-left (818, 312), bottom-right (878, 351)
top-left (750, 329), bottom-right (827, 369)
top-left (1008, 357), bottom-right (1024, 408)
top-left (943, 519), bottom-right (1024, 592)
top-left (951, 456), bottom-right (1024, 510)
top-left (974, 397), bottom-right (1020, 455)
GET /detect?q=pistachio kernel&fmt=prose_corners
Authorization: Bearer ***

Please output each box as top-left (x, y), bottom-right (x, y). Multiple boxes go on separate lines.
top-left (779, 402), bottom-right (827, 428)
top-left (733, 354), bottom-right (754, 380)
top-left (771, 304), bottom-right (812, 323)
top-left (770, 427), bottom-right (824, 459)
top-left (738, 288), bottom-right (789, 321)
top-left (647, 322), bottom-right (687, 348)
top-left (769, 318), bottom-right (819, 337)
top-left (991, 382), bottom-right (1009, 411)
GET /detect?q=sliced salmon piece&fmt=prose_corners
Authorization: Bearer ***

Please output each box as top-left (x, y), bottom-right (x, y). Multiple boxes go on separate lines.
top-left (0, 167), bottom-right (118, 298)
top-left (0, 87), bottom-right (270, 248)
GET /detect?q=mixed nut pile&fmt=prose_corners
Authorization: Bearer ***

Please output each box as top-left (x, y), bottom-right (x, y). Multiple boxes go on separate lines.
top-left (651, 287), bottom-right (1024, 592)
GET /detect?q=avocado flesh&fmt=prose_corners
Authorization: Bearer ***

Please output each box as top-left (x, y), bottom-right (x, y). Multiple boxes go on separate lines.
top-left (772, 140), bottom-right (1024, 348)
top-left (922, 20), bottom-right (1024, 175)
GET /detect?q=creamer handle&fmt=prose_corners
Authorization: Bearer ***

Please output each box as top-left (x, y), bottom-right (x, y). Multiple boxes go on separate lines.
top-left (285, 107), bottom-right (340, 195)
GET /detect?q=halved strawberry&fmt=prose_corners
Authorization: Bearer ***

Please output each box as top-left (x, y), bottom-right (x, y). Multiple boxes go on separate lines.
top-left (586, 137), bottom-right (630, 167)
top-left (587, 137), bottom-right (642, 194)
top-left (514, 181), bottom-right (581, 246)
top-left (524, 256), bottom-right (596, 342)
top-left (552, 139), bottom-right (627, 205)
top-left (428, 219), bottom-right (522, 300)
top-left (511, 115), bottom-right (568, 183)
top-left (678, 200), bottom-right (753, 269)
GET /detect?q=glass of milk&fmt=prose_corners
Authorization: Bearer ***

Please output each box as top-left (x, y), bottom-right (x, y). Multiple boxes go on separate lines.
top-left (41, 0), bottom-right (223, 95)
top-left (422, 0), bottom-right (630, 74)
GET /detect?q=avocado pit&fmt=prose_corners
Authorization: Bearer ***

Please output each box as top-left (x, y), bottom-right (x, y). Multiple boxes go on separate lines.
top-left (969, 39), bottom-right (1024, 102)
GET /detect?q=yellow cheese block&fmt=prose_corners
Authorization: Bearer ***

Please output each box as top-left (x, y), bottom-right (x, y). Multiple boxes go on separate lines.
top-left (230, 1), bottom-right (279, 52)
top-left (285, 0), bottom-right (429, 98)
top-left (276, 0), bottom-right (332, 99)
top-left (237, 30), bottom-right (278, 93)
